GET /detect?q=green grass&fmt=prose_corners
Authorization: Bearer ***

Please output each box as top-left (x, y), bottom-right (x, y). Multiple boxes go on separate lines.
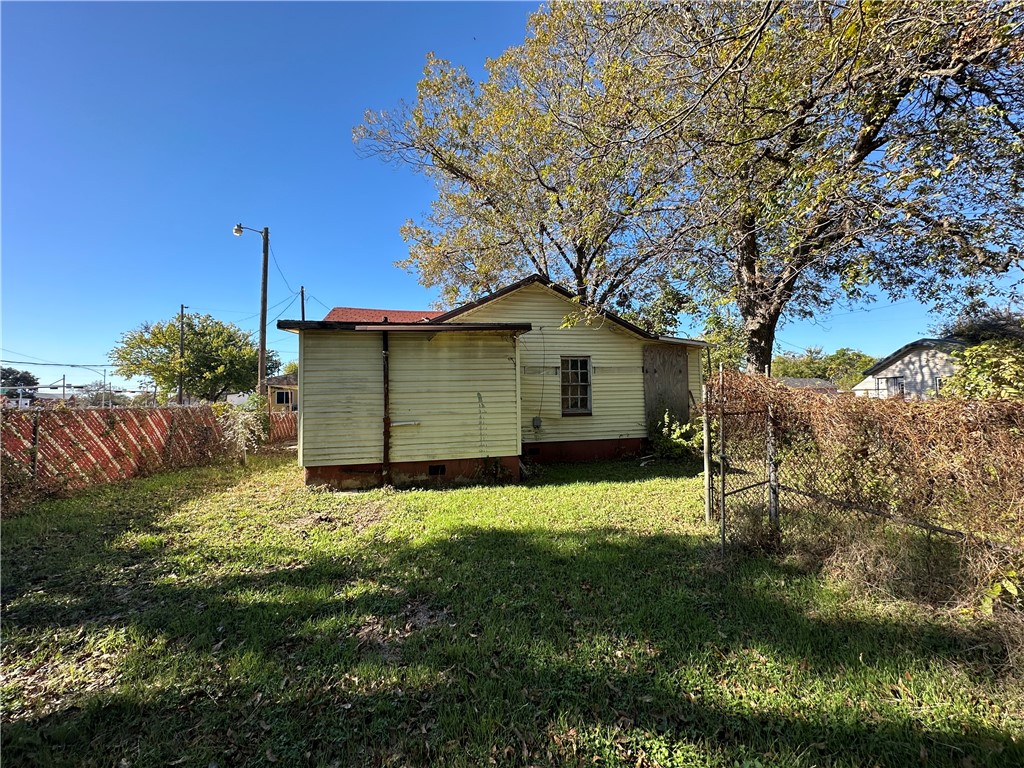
top-left (2, 456), bottom-right (1021, 767)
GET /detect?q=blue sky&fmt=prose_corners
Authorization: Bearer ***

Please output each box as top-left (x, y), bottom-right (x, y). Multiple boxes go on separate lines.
top-left (1, 2), bottom-right (1016, 392)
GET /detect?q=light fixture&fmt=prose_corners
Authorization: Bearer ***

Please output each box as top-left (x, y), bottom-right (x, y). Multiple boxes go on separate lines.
top-left (233, 223), bottom-right (244, 236)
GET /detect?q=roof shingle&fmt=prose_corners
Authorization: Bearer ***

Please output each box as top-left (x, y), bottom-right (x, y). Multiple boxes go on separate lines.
top-left (323, 307), bottom-right (442, 323)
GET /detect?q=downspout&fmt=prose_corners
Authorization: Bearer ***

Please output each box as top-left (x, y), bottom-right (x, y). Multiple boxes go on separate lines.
top-left (381, 326), bottom-right (391, 485)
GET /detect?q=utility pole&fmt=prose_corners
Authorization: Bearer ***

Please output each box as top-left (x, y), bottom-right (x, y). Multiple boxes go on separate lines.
top-left (300, 285), bottom-right (306, 321)
top-left (178, 304), bottom-right (188, 405)
top-left (233, 223), bottom-right (270, 397)
top-left (259, 228), bottom-right (269, 397)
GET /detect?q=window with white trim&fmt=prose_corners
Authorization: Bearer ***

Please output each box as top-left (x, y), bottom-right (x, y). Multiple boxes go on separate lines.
top-left (275, 390), bottom-right (292, 406)
top-left (560, 357), bottom-right (591, 415)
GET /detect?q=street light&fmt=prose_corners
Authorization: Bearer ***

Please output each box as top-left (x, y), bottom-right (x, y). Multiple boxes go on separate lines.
top-left (233, 223), bottom-right (270, 397)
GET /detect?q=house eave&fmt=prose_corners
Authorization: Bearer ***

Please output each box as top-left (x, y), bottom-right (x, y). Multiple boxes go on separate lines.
top-left (862, 338), bottom-right (966, 377)
top-left (278, 320), bottom-right (532, 334)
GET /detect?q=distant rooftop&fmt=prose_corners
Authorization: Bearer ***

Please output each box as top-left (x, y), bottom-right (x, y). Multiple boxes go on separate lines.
top-left (324, 307), bottom-right (442, 323)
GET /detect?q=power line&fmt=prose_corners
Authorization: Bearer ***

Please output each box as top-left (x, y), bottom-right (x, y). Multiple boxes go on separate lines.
top-left (1, 359), bottom-right (116, 368)
top-left (1, 348), bottom-right (67, 365)
top-left (269, 243), bottom-right (294, 293)
top-left (237, 291), bottom-right (299, 323)
top-left (773, 337), bottom-right (811, 353)
top-left (307, 294), bottom-right (333, 312)
top-left (813, 298), bottom-right (918, 321)
top-left (270, 293), bottom-right (300, 325)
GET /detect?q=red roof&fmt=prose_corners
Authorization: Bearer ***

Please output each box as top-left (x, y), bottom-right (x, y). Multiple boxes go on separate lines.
top-left (323, 307), bottom-right (442, 323)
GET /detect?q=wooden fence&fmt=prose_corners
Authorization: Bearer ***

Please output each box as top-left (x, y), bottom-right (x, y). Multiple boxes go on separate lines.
top-left (1, 405), bottom-right (301, 510)
top-left (1, 407), bottom-right (224, 504)
top-left (269, 412), bottom-right (298, 443)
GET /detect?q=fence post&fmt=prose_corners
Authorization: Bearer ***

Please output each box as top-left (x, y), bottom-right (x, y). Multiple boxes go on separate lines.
top-left (767, 404), bottom-right (780, 537)
top-left (30, 410), bottom-right (41, 481)
top-left (703, 383), bottom-right (712, 524)
top-left (718, 364), bottom-right (727, 555)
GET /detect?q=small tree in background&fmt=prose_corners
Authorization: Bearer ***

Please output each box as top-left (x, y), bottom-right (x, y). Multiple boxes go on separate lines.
top-left (1, 367), bottom-right (39, 402)
top-left (80, 380), bottom-right (132, 408)
top-left (110, 314), bottom-right (280, 403)
top-left (772, 347), bottom-right (878, 390)
top-left (282, 360), bottom-right (299, 377)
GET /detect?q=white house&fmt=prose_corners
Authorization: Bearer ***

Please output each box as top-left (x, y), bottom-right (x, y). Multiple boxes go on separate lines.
top-left (278, 274), bottom-right (707, 488)
top-left (852, 338), bottom-right (965, 399)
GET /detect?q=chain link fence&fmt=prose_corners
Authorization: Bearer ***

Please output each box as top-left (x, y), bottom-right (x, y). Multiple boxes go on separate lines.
top-left (704, 371), bottom-right (1023, 603)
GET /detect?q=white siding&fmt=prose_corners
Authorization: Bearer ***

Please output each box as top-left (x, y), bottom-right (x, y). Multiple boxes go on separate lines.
top-left (300, 331), bottom-right (384, 466)
top-left (447, 283), bottom-right (656, 443)
top-left (688, 348), bottom-right (704, 408)
top-left (853, 348), bottom-right (959, 399)
top-left (389, 333), bottom-right (520, 461)
top-left (298, 330), bottom-right (521, 467)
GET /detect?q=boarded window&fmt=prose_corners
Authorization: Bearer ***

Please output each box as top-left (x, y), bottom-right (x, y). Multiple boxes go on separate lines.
top-left (560, 357), bottom-right (592, 416)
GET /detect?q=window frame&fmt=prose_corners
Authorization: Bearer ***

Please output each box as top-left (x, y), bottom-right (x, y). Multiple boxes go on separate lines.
top-left (275, 389), bottom-right (292, 406)
top-left (885, 376), bottom-right (905, 398)
top-left (560, 356), bottom-right (593, 417)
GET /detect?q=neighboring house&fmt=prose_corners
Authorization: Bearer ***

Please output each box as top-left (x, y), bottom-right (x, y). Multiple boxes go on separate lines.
top-left (266, 374), bottom-right (298, 412)
top-left (1, 390), bottom-right (34, 409)
top-left (778, 377), bottom-right (840, 395)
top-left (851, 338), bottom-right (965, 399)
top-left (278, 274), bottom-right (707, 489)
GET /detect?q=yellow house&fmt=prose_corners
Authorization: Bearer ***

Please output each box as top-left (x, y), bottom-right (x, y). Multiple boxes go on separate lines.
top-left (278, 275), bottom-right (707, 488)
top-left (266, 374), bottom-right (298, 412)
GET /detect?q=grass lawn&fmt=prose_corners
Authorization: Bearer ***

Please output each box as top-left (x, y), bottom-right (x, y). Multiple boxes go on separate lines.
top-left (2, 455), bottom-right (1021, 767)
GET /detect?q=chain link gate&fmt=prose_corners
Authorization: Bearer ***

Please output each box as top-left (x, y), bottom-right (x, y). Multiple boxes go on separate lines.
top-left (704, 370), bottom-right (780, 552)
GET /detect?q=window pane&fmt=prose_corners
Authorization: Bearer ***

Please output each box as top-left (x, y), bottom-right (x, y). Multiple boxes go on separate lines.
top-left (561, 357), bottom-right (591, 414)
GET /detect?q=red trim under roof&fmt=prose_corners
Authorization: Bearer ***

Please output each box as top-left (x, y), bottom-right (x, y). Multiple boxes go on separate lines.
top-left (324, 307), bottom-right (442, 323)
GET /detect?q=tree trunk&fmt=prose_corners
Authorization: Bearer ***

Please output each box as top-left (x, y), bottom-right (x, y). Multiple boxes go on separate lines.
top-left (742, 311), bottom-right (780, 375)
top-left (733, 207), bottom-right (782, 375)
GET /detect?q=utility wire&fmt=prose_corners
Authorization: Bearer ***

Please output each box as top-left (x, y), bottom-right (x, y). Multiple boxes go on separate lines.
top-left (1, 348), bottom-right (71, 365)
top-left (235, 291), bottom-right (300, 324)
top-left (1, 359), bottom-right (116, 368)
top-left (270, 293), bottom-right (300, 325)
top-left (269, 243), bottom-right (294, 294)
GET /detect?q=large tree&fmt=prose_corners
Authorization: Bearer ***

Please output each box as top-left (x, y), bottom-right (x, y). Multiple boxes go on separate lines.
top-left (109, 314), bottom-right (280, 403)
top-left (356, 1), bottom-right (1022, 369)
top-left (355, 7), bottom-right (696, 313)
top-left (658, 0), bottom-right (1023, 370)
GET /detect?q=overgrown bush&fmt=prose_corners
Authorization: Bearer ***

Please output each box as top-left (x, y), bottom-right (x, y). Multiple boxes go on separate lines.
top-left (943, 338), bottom-right (1024, 400)
top-left (707, 371), bottom-right (1024, 619)
top-left (648, 411), bottom-right (704, 460)
top-left (215, 395), bottom-right (270, 463)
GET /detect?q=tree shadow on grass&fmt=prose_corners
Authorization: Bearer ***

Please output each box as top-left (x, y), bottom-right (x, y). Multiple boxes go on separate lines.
top-left (525, 456), bottom-right (704, 487)
top-left (0, 463), bottom-right (261, 609)
top-left (3, 523), bottom-right (1021, 767)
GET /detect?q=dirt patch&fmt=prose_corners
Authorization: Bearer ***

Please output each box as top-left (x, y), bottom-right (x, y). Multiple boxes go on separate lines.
top-left (351, 500), bottom-right (392, 534)
top-left (277, 498), bottom-right (393, 537)
top-left (354, 600), bottom-right (452, 664)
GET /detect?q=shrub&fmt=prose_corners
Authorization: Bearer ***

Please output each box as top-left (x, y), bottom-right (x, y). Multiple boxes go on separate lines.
top-left (217, 395), bottom-right (269, 462)
top-left (649, 411), bottom-right (704, 460)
